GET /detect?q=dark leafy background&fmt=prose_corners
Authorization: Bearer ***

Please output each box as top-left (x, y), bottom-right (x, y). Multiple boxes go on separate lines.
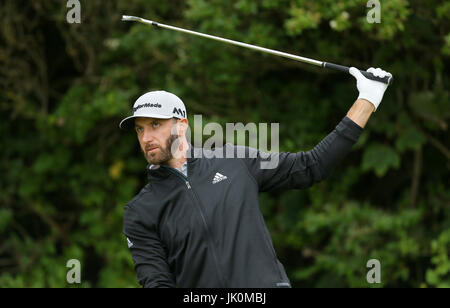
top-left (0, 0), bottom-right (449, 287)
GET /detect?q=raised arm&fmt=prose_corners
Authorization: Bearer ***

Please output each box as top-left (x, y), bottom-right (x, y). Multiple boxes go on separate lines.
top-left (240, 116), bottom-right (363, 192)
top-left (241, 67), bottom-right (392, 192)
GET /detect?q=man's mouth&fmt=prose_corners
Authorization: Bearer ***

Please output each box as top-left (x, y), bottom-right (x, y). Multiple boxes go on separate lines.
top-left (146, 146), bottom-right (159, 153)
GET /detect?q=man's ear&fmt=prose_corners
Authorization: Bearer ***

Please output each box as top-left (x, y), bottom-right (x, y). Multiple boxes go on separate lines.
top-left (177, 118), bottom-right (189, 136)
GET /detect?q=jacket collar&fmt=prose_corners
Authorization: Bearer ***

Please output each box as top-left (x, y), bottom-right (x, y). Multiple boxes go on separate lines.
top-left (146, 143), bottom-right (200, 179)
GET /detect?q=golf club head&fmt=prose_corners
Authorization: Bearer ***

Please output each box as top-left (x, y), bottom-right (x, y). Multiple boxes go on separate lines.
top-left (122, 15), bottom-right (141, 22)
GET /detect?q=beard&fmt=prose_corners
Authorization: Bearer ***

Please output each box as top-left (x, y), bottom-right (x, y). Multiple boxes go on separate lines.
top-left (142, 134), bottom-right (179, 165)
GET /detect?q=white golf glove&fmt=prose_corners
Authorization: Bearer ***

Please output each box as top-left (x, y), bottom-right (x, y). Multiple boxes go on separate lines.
top-left (349, 67), bottom-right (392, 111)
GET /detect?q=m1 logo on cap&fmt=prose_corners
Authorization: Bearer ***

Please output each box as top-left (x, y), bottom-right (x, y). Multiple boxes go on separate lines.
top-left (133, 102), bottom-right (162, 112)
top-left (173, 107), bottom-right (186, 117)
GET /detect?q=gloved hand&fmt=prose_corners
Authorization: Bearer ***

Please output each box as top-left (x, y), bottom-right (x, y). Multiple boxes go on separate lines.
top-left (349, 67), bottom-right (392, 111)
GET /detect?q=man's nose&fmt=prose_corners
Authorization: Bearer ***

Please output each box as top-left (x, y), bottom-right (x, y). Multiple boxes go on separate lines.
top-left (141, 128), bottom-right (155, 143)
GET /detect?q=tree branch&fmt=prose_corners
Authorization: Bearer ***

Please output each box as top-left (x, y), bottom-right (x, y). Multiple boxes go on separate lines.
top-left (410, 146), bottom-right (422, 208)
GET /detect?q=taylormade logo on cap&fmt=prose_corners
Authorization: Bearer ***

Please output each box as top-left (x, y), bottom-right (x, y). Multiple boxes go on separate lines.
top-left (133, 102), bottom-right (162, 112)
top-left (119, 90), bottom-right (187, 129)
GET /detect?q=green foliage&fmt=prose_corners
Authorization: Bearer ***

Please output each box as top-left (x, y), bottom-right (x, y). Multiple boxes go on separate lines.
top-left (362, 144), bottom-right (400, 177)
top-left (1, 0), bottom-right (449, 288)
top-left (426, 229), bottom-right (450, 288)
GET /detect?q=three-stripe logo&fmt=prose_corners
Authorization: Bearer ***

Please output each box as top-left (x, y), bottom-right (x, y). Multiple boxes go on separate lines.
top-left (212, 172), bottom-right (227, 184)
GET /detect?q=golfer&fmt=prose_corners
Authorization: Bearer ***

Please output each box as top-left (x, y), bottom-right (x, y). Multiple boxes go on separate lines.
top-left (120, 67), bottom-right (392, 288)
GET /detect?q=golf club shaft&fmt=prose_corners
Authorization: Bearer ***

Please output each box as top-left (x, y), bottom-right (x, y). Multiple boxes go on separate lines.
top-left (122, 15), bottom-right (392, 85)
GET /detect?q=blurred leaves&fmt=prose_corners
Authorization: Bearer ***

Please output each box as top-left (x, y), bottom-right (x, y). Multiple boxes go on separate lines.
top-left (426, 229), bottom-right (450, 288)
top-left (285, 7), bottom-right (321, 35)
top-left (362, 144), bottom-right (400, 177)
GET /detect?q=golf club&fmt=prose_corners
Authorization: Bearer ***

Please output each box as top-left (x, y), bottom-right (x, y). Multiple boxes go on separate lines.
top-left (122, 15), bottom-right (393, 85)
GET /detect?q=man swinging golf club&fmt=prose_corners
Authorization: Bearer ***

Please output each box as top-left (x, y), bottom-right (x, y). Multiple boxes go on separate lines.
top-left (120, 66), bottom-right (392, 288)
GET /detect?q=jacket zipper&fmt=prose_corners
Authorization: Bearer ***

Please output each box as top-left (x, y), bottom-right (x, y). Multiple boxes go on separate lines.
top-left (163, 166), bottom-right (227, 287)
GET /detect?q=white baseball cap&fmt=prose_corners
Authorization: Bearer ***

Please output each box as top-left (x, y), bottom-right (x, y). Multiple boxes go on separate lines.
top-left (119, 90), bottom-right (187, 130)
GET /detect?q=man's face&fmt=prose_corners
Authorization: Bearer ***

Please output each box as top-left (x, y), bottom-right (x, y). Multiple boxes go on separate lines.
top-left (135, 117), bottom-right (178, 165)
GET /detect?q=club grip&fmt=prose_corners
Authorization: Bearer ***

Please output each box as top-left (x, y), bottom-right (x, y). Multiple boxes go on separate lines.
top-left (323, 62), bottom-right (393, 85)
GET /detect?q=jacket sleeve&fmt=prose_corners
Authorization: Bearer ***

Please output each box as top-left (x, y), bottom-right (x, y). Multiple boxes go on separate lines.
top-left (123, 203), bottom-right (175, 288)
top-left (240, 116), bottom-right (363, 192)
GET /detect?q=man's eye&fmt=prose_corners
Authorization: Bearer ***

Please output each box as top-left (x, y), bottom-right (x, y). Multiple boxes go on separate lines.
top-left (152, 122), bottom-right (160, 128)
top-left (136, 127), bottom-right (143, 133)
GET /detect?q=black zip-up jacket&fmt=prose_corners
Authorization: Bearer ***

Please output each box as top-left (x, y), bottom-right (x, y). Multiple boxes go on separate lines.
top-left (123, 116), bottom-right (363, 288)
